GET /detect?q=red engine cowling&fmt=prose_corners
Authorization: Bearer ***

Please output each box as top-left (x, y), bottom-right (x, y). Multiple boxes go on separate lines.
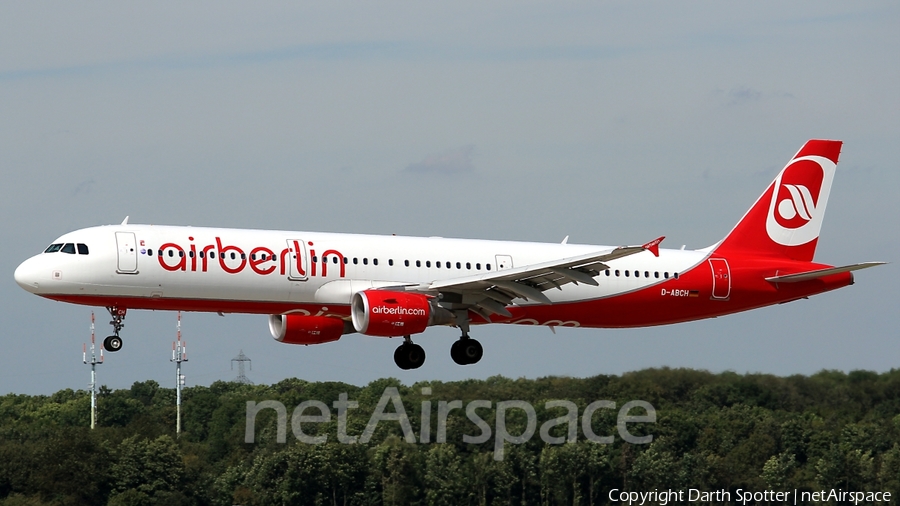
top-left (351, 290), bottom-right (453, 337)
top-left (269, 314), bottom-right (345, 345)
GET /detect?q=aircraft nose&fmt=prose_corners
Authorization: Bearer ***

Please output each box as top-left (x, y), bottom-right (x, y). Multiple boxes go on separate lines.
top-left (14, 256), bottom-right (42, 293)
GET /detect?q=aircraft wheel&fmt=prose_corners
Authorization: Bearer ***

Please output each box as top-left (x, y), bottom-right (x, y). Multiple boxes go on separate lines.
top-left (451, 338), bottom-right (483, 365)
top-left (394, 343), bottom-right (425, 370)
top-left (104, 335), bottom-right (123, 352)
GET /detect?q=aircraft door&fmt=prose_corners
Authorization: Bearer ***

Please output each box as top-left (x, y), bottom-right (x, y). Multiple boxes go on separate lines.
top-left (495, 255), bottom-right (513, 270)
top-left (709, 258), bottom-right (731, 300)
top-left (115, 232), bottom-right (138, 274)
top-left (286, 239), bottom-right (309, 281)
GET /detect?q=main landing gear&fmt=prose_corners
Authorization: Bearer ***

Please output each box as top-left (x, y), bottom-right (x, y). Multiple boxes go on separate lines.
top-left (391, 312), bottom-right (484, 370)
top-left (394, 336), bottom-right (426, 370)
top-left (451, 334), bottom-right (483, 365)
top-left (103, 306), bottom-right (126, 353)
top-left (450, 316), bottom-right (483, 365)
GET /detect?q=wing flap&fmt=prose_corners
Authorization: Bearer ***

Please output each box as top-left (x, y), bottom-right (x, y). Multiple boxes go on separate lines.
top-left (428, 237), bottom-right (664, 304)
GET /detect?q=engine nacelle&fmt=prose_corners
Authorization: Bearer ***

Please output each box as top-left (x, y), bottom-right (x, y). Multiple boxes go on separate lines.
top-left (269, 314), bottom-right (345, 345)
top-left (351, 290), bottom-right (454, 337)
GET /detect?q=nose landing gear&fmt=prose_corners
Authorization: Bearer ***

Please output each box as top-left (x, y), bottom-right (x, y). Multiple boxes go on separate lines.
top-left (394, 335), bottom-right (426, 370)
top-left (103, 306), bottom-right (126, 352)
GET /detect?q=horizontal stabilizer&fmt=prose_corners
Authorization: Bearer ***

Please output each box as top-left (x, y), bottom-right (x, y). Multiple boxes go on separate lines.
top-left (765, 262), bottom-right (886, 283)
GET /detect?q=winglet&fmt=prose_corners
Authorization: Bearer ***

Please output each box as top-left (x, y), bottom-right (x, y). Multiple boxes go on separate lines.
top-left (121, 216), bottom-right (130, 225)
top-left (642, 236), bottom-right (665, 257)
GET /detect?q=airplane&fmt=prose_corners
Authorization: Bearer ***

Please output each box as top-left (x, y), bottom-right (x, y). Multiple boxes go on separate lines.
top-left (14, 139), bottom-right (884, 370)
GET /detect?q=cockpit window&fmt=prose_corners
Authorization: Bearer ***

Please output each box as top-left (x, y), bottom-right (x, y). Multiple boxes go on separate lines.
top-left (44, 244), bottom-right (63, 253)
top-left (77, 243), bottom-right (89, 255)
top-left (61, 243), bottom-right (76, 254)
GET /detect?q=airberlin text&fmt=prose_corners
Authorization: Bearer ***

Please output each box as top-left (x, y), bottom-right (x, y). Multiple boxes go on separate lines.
top-left (155, 237), bottom-right (346, 278)
top-left (372, 306), bottom-right (426, 316)
top-left (245, 387), bottom-right (656, 461)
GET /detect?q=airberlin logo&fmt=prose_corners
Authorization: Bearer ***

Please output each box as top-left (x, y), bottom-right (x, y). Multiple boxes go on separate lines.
top-left (154, 237), bottom-right (347, 278)
top-left (372, 306), bottom-right (426, 316)
top-left (765, 155), bottom-right (835, 247)
top-left (776, 183), bottom-right (817, 224)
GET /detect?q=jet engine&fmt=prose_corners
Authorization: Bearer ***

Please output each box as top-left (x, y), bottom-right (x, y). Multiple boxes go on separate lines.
top-left (269, 314), bottom-right (345, 345)
top-left (351, 290), bottom-right (454, 337)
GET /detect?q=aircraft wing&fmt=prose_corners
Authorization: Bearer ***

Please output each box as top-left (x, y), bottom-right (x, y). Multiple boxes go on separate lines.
top-left (407, 237), bottom-right (664, 320)
top-left (765, 262), bottom-right (886, 283)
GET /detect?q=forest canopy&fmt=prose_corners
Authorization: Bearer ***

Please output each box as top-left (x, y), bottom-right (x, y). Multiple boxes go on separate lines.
top-left (1, 367), bottom-right (898, 505)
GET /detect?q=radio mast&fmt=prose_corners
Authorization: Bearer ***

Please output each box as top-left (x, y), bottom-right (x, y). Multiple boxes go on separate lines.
top-left (83, 312), bottom-right (103, 429)
top-left (171, 312), bottom-right (188, 436)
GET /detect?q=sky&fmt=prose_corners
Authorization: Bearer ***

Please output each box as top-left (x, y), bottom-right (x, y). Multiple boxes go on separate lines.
top-left (1, 2), bottom-right (897, 395)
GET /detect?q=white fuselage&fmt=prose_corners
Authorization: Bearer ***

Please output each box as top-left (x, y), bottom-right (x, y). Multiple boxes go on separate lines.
top-left (15, 224), bottom-right (703, 312)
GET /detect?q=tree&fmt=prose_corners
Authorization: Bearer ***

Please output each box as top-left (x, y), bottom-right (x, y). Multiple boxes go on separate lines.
top-left (111, 435), bottom-right (185, 500)
top-left (761, 452), bottom-right (796, 490)
top-left (424, 444), bottom-right (470, 506)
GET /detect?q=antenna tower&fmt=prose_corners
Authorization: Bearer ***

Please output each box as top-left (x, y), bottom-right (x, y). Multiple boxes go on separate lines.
top-left (171, 312), bottom-right (188, 436)
top-left (83, 312), bottom-right (103, 429)
top-left (231, 350), bottom-right (252, 384)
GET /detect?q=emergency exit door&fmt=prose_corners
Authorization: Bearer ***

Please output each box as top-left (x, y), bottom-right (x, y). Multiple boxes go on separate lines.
top-left (709, 258), bottom-right (731, 300)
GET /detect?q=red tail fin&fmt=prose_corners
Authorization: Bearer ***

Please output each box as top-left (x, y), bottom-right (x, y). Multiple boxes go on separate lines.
top-left (713, 140), bottom-right (842, 262)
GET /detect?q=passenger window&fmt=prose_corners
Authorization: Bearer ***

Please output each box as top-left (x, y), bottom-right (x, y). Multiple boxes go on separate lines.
top-left (333, 257), bottom-right (339, 264)
top-left (466, 262), bottom-right (471, 269)
top-left (168, 250), bottom-right (174, 257)
top-left (445, 262), bottom-right (450, 269)
top-left (77, 244), bottom-right (89, 255)
top-left (61, 243), bottom-right (76, 254)
top-left (210, 252), bottom-right (215, 259)
top-left (147, 249), bottom-right (153, 256)
top-left (179, 250), bottom-right (184, 258)
top-left (436, 261), bottom-right (441, 269)
top-left (241, 253), bottom-right (246, 260)
top-left (615, 270), bottom-right (620, 277)
top-left (230, 253), bottom-right (236, 260)
top-left (312, 256), bottom-right (318, 262)
top-left (373, 258), bottom-right (378, 266)
top-left (645, 271), bottom-right (649, 278)
top-left (353, 258), bottom-right (358, 265)
top-left (44, 244), bottom-right (63, 253)
top-left (363, 258), bottom-right (368, 265)
top-left (405, 260), bottom-right (410, 267)
top-left (416, 260), bottom-right (421, 267)
top-left (674, 272), bottom-right (679, 279)
top-left (158, 250), bottom-right (163, 256)
top-left (476, 263), bottom-right (481, 270)
top-left (389, 259), bottom-right (394, 266)
top-left (189, 251), bottom-right (195, 258)
top-left (486, 264), bottom-right (491, 271)
top-left (664, 272), bottom-right (669, 278)
top-left (343, 257), bottom-right (348, 264)
top-left (199, 251), bottom-right (205, 258)
top-left (605, 270), bottom-right (610, 276)
top-left (625, 270), bottom-right (630, 277)
top-left (426, 261), bottom-right (431, 268)
top-left (654, 272), bottom-right (659, 278)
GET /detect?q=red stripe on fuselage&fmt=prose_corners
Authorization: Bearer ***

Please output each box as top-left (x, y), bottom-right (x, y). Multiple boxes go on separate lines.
top-left (41, 260), bottom-right (851, 328)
